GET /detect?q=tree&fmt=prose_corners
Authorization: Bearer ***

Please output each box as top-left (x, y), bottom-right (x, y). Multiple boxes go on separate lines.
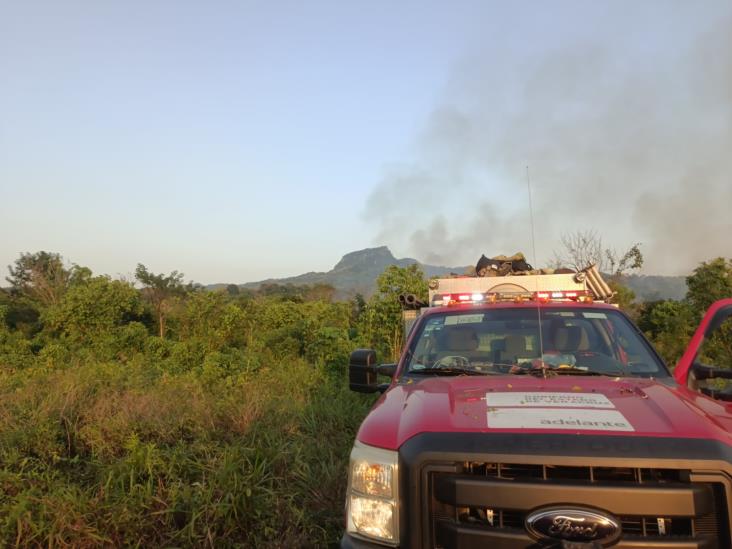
top-left (608, 281), bottom-right (638, 318)
top-left (553, 230), bottom-right (643, 308)
top-left (6, 251), bottom-right (71, 306)
top-left (0, 285), bottom-right (41, 337)
top-left (605, 244), bottom-right (643, 279)
top-left (258, 283), bottom-right (303, 302)
top-left (686, 258), bottom-right (732, 316)
top-left (553, 230), bottom-right (643, 277)
top-left (303, 283), bottom-right (336, 303)
top-left (0, 294), bottom-right (35, 369)
top-left (44, 276), bottom-right (143, 342)
top-left (637, 300), bottom-right (695, 366)
top-left (134, 264), bottom-right (186, 338)
top-left (358, 264), bottom-right (428, 361)
top-left (350, 293), bottom-right (366, 320)
top-left (552, 230), bottom-right (604, 272)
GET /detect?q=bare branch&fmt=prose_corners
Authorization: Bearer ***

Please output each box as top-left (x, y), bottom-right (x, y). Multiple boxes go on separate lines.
top-left (553, 230), bottom-right (643, 277)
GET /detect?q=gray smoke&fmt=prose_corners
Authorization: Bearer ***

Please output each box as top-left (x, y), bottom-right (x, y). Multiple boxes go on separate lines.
top-left (365, 9), bottom-right (732, 274)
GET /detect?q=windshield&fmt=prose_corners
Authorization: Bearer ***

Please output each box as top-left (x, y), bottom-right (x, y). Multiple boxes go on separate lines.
top-left (406, 307), bottom-right (669, 377)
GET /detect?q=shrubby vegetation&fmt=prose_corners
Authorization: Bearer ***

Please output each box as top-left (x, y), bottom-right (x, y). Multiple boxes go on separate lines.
top-left (0, 253), bottom-right (414, 547)
top-left (0, 251), bottom-right (730, 547)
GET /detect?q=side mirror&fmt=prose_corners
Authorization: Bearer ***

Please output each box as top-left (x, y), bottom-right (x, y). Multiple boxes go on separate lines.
top-left (690, 363), bottom-right (732, 381)
top-left (349, 349), bottom-right (396, 393)
top-left (690, 362), bottom-right (732, 402)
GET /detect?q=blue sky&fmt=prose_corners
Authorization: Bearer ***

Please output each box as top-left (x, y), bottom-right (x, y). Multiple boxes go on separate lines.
top-left (2, 1), bottom-right (730, 283)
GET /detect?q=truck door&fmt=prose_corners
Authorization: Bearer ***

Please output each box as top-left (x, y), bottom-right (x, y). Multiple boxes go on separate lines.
top-left (675, 298), bottom-right (732, 398)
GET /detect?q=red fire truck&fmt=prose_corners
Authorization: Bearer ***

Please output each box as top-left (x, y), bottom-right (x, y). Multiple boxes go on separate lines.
top-left (342, 268), bottom-right (732, 549)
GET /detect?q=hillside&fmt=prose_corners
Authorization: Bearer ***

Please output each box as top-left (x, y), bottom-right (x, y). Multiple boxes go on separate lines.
top-left (621, 273), bottom-right (687, 302)
top-left (238, 246), bottom-right (466, 298)
top-left (228, 247), bottom-right (687, 302)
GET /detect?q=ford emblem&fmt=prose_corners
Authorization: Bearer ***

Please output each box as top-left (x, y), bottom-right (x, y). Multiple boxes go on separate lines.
top-left (525, 506), bottom-right (621, 546)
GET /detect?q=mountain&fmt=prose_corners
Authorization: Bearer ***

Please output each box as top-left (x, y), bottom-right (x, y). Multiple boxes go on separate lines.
top-left (239, 246), bottom-right (467, 299)
top-left (217, 246), bottom-right (687, 302)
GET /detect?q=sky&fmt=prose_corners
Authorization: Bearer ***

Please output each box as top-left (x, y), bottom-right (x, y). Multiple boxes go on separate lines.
top-left (1, 0), bottom-right (730, 284)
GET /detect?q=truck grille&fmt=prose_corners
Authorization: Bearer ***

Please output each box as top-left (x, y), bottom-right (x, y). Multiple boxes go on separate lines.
top-left (430, 462), bottom-right (729, 548)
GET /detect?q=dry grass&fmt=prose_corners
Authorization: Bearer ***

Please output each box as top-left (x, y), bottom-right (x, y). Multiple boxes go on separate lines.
top-left (0, 359), bottom-right (372, 548)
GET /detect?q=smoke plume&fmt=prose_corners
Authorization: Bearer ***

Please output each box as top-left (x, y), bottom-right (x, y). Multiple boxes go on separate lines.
top-left (365, 9), bottom-right (732, 274)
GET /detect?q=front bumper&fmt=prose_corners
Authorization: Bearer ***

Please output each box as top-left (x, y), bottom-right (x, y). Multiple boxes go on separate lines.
top-left (347, 433), bottom-right (732, 549)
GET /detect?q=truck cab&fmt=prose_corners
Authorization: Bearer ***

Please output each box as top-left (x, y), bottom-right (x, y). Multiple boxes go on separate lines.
top-left (342, 271), bottom-right (732, 549)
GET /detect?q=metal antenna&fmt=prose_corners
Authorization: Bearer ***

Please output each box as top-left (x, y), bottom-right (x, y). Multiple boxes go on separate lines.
top-left (526, 166), bottom-right (546, 379)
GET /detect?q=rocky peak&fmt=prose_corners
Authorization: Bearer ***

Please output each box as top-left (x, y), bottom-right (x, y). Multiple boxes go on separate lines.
top-left (332, 246), bottom-right (398, 273)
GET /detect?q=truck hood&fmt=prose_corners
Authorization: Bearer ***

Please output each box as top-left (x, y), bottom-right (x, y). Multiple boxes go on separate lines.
top-left (357, 375), bottom-right (732, 450)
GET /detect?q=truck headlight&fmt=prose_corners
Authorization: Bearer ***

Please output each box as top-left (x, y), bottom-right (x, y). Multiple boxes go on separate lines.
top-left (346, 441), bottom-right (399, 545)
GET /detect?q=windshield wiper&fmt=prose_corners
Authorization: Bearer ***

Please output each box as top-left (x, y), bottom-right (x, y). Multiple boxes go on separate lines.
top-left (524, 366), bottom-right (624, 377)
top-left (410, 366), bottom-right (492, 376)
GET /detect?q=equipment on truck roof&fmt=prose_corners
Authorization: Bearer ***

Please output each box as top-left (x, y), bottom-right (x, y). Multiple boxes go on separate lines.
top-left (475, 252), bottom-right (533, 277)
top-left (428, 263), bottom-right (613, 306)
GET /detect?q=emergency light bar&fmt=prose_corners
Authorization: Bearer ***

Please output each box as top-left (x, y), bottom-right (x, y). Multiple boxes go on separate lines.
top-left (435, 290), bottom-right (593, 307)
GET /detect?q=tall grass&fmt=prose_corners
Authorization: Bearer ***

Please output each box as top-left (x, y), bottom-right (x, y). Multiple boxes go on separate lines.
top-left (0, 358), bottom-right (372, 547)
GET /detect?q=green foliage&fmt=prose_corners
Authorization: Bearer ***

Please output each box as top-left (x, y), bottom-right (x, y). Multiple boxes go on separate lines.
top-left (0, 326), bottom-right (35, 370)
top-left (43, 276), bottom-right (143, 343)
top-left (256, 282), bottom-right (337, 303)
top-left (608, 279), bottom-right (637, 318)
top-left (0, 289), bottom-right (41, 338)
top-left (698, 317), bottom-right (732, 369)
top-left (358, 264), bottom-right (427, 360)
top-left (637, 300), bottom-right (695, 366)
top-left (686, 258), bottom-right (732, 315)
top-left (0, 251), bottom-right (379, 547)
top-left (374, 264), bottom-right (429, 298)
top-left (606, 243), bottom-right (643, 278)
top-left (135, 264), bottom-right (187, 338)
top-left (6, 251), bottom-right (71, 307)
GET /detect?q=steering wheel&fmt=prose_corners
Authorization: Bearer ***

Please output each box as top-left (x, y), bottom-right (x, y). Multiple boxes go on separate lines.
top-left (433, 355), bottom-right (471, 369)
